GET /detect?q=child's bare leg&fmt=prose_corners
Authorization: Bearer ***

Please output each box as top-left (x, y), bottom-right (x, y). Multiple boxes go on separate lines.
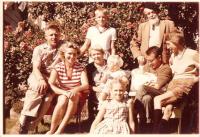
top-left (54, 95), bottom-right (79, 134)
top-left (46, 95), bottom-right (68, 134)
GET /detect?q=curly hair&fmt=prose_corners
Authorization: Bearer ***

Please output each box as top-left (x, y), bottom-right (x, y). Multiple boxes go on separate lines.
top-left (107, 55), bottom-right (124, 69)
top-left (58, 41), bottom-right (80, 61)
top-left (89, 46), bottom-right (105, 56)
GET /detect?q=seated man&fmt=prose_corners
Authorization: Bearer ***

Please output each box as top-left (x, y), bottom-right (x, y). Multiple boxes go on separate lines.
top-left (131, 46), bottom-right (172, 133)
top-left (19, 22), bottom-right (62, 134)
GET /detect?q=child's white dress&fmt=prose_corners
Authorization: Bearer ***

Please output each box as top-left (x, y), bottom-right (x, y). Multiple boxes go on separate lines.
top-left (93, 100), bottom-right (130, 134)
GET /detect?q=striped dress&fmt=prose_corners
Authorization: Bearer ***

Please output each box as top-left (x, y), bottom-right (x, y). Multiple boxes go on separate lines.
top-left (54, 61), bottom-right (84, 91)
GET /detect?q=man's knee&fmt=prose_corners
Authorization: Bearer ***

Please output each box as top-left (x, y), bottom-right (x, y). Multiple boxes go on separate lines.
top-left (44, 92), bottom-right (55, 102)
top-left (154, 96), bottom-right (161, 104)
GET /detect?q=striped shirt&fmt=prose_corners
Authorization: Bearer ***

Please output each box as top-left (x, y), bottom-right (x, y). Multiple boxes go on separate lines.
top-left (54, 62), bottom-right (84, 91)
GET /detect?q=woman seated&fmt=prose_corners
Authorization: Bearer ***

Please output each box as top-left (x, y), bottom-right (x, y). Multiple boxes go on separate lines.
top-left (153, 30), bottom-right (199, 133)
top-left (46, 41), bottom-right (89, 134)
top-left (86, 47), bottom-right (107, 121)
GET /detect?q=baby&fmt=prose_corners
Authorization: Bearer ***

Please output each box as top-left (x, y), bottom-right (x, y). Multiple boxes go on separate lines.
top-left (99, 55), bottom-right (129, 101)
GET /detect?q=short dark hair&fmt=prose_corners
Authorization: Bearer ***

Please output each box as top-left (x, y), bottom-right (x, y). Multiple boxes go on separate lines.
top-left (143, 2), bottom-right (160, 13)
top-left (146, 46), bottom-right (162, 58)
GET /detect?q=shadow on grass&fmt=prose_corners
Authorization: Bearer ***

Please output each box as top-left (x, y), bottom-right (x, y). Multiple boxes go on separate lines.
top-left (39, 119), bottom-right (92, 134)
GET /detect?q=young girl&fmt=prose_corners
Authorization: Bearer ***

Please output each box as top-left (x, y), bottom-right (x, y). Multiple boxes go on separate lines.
top-left (90, 78), bottom-right (135, 134)
top-left (99, 54), bottom-right (129, 101)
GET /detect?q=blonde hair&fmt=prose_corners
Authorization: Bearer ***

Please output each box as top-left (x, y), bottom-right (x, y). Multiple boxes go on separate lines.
top-left (45, 21), bottom-right (60, 32)
top-left (166, 30), bottom-right (185, 47)
top-left (107, 55), bottom-right (124, 69)
top-left (95, 8), bottom-right (109, 17)
top-left (109, 77), bottom-right (129, 92)
top-left (59, 41), bottom-right (80, 61)
top-left (89, 47), bottom-right (105, 56)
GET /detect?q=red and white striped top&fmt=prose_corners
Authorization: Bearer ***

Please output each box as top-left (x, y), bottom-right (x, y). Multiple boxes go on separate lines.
top-left (54, 62), bottom-right (84, 91)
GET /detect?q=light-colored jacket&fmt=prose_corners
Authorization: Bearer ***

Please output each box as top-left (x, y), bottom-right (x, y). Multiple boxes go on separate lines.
top-left (130, 19), bottom-right (176, 64)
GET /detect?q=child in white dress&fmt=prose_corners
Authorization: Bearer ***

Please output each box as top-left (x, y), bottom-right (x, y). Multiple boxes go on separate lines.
top-left (90, 78), bottom-right (135, 134)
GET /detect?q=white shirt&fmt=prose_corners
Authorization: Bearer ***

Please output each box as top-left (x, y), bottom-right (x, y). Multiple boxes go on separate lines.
top-left (86, 26), bottom-right (117, 56)
top-left (149, 25), bottom-right (160, 48)
top-left (170, 48), bottom-right (199, 80)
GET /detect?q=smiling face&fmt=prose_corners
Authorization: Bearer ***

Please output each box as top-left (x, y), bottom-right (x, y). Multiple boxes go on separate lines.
top-left (95, 11), bottom-right (108, 27)
top-left (146, 53), bottom-right (162, 70)
top-left (64, 48), bottom-right (78, 65)
top-left (90, 49), bottom-right (105, 65)
top-left (144, 8), bottom-right (158, 20)
top-left (166, 41), bottom-right (179, 55)
top-left (144, 8), bottom-right (159, 25)
top-left (111, 82), bottom-right (125, 102)
top-left (45, 28), bottom-right (60, 47)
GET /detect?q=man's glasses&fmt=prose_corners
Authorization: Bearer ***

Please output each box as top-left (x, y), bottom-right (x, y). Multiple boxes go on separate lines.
top-left (147, 57), bottom-right (157, 63)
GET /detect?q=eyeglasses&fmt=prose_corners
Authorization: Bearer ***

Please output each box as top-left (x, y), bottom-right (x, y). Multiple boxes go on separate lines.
top-left (147, 57), bottom-right (157, 63)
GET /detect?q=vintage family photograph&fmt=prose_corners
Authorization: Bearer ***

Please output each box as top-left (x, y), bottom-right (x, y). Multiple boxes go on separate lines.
top-left (2, 0), bottom-right (199, 135)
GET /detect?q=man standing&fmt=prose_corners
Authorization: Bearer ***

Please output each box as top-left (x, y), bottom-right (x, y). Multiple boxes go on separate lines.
top-left (19, 22), bottom-right (62, 134)
top-left (130, 3), bottom-right (176, 67)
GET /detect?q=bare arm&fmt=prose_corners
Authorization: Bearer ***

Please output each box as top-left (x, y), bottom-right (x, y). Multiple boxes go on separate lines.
top-left (90, 108), bottom-right (106, 133)
top-left (68, 69), bottom-right (89, 98)
top-left (32, 58), bottom-right (48, 95)
top-left (111, 40), bottom-right (116, 55)
top-left (128, 99), bottom-right (135, 133)
top-left (99, 92), bottom-right (108, 102)
top-left (80, 39), bottom-right (91, 56)
top-left (48, 69), bottom-right (69, 96)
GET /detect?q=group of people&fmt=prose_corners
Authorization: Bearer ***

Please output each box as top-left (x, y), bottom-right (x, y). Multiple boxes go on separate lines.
top-left (18, 3), bottom-right (199, 134)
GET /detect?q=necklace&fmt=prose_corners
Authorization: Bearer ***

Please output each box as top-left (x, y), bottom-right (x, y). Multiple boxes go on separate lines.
top-left (96, 26), bottom-right (109, 34)
top-left (176, 48), bottom-right (186, 60)
top-left (94, 60), bottom-right (106, 70)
